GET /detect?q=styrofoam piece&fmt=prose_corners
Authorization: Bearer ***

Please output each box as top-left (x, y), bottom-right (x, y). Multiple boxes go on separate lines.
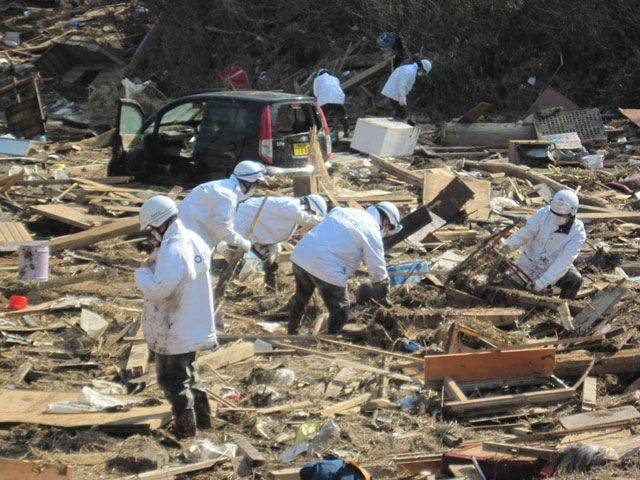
top-left (350, 117), bottom-right (419, 156)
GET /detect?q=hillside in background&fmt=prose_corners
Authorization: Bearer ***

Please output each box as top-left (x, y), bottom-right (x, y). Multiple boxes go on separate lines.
top-left (133, 0), bottom-right (640, 121)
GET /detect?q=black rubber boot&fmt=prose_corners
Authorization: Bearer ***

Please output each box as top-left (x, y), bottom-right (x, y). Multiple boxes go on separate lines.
top-left (174, 409), bottom-right (196, 439)
top-left (194, 392), bottom-right (212, 429)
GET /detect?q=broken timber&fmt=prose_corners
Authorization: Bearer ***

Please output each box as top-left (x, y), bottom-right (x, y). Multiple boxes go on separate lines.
top-left (46, 216), bottom-right (140, 252)
top-left (384, 175), bottom-right (474, 249)
top-left (571, 283), bottom-right (627, 334)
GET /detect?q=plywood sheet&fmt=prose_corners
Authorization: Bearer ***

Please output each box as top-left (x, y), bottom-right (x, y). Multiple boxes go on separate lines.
top-left (559, 405), bottom-right (640, 430)
top-left (0, 221), bottom-right (33, 251)
top-left (425, 348), bottom-right (556, 382)
top-left (31, 203), bottom-right (110, 229)
top-left (0, 389), bottom-right (170, 429)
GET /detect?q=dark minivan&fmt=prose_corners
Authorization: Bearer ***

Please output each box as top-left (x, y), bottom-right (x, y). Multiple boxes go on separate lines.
top-left (108, 91), bottom-right (332, 183)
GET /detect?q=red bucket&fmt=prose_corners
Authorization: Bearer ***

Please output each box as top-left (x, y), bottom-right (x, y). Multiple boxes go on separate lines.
top-left (8, 295), bottom-right (27, 311)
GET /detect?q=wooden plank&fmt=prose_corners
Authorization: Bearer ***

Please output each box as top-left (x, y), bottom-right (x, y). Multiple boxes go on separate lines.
top-left (555, 348), bottom-right (640, 377)
top-left (320, 393), bottom-right (371, 417)
top-left (448, 464), bottom-right (484, 480)
top-left (443, 377), bottom-right (467, 402)
top-left (228, 432), bottom-right (266, 465)
top-left (197, 341), bottom-right (255, 370)
top-left (425, 348), bottom-right (555, 382)
top-left (341, 56), bottom-right (393, 90)
top-left (0, 221), bottom-right (33, 251)
top-left (446, 388), bottom-right (575, 416)
top-left (125, 342), bottom-right (149, 378)
top-left (581, 376), bottom-right (597, 412)
top-left (572, 284), bottom-right (627, 333)
top-left (457, 102), bottom-right (492, 124)
top-left (31, 203), bottom-right (110, 229)
top-left (557, 301), bottom-right (574, 331)
top-left (482, 442), bottom-right (556, 461)
top-left (324, 368), bottom-right (356, 398)
top-left (445, 307), bottom-right (525, 327)
top-left (560, 405), bottom-right (640, 430)
top-left (422, 167), bottom-right (490, 221)
top-left (115, 458), bottom-right (225, 480)
top-left (46, 216), bottom-right (140, 252)
top-left (0, 389), bottom-right (170, 429)
top-left (384, 176), bottom-right (475, 250)
top-left (0, 458), bottom-right (72, 480)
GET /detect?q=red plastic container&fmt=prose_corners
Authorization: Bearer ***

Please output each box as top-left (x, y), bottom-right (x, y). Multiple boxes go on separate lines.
top-left (8, 295), bottom-right (27, 311)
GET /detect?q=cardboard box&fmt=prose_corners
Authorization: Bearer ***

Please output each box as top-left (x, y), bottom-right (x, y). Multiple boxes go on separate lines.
top-left (350, 117), bottom-right (419, 156)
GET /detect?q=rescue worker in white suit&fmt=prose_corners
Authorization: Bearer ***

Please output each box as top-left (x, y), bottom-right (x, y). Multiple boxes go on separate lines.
top-left (135, 196), bottom-right (216, 439)
top-left (381, 58), bottom-right (432, 120)
top-left (225, 194), bottom-right (328, 290)
top-left (500, 190), bottom-right (586, 300)
top-left (288, 201), bottom-right (402, 335)
top-left (178, 160), bottom-right (266, 252)
top-left (313, 69), bottom-right (350, 136)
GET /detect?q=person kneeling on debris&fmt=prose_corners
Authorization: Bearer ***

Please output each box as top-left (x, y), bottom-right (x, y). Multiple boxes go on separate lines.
top-left (178, 160), bottom-right (266, 252)
top-left (135, 196), bottom-right (216, 439)
top-left (220, 194), bottom-right (328, 290)
top-left (499, 189), bottom-right (586, 300)
top-left (287, 201), bottom-right (402, 335)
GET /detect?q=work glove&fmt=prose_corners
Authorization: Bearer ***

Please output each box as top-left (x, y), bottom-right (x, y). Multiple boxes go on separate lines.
top-left (217, 241), bottom-right (238, 263)
top-left (399, 95), bottom-right (407, 107)
top-left (371, 279), bottom-right (392, 307)
top-left (533, 278), bottom-right (546, 292)
top-left (266, 244), bottom-right (280, 264)
top-left (237, 237), bottom-right (252, 253)
top-left (499, 242), bottom-right (517, 255)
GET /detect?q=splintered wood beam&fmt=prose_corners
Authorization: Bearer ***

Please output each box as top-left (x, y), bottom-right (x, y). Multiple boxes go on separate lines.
top-left (384, 176), bottom-right (474, 249)
top-left (554, 348), bottom-right (640, 377)
top-left (320, 393), bottom-right (371, 417)
top-left (425, 348), bottom-right (555, 383)
top-left (572, 284), bottom-right (627, 334)
top-left (228, 432), bottom-right (266, 465)
top-left (446, 387), bottom-right (575, 416)
top-left (341, 56), bottom-right (393, 90)
top-left (46, 216), bottom-right (140, 252)
top-left (581, 376), bottom-right (597, 412)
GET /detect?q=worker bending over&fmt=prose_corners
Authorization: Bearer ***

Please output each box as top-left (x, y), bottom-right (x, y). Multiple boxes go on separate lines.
top-left (287, 201), bottom-right (402, 335)
top-left (500, 189), bottom-right (586, 299)
top-left (226, 194), bottom-right (328, 290)
top-left (178, 160), bottom-right (265, 252)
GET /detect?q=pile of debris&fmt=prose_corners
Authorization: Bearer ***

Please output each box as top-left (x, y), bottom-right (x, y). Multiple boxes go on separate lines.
top-left (4, 3), bottom-right (640, 480)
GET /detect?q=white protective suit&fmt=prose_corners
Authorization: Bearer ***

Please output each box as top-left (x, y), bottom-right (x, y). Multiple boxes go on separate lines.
top-left (381, 63), bottom-right (419, 105)
top-left (313, 73), bottom-right (346, 106)
top-left (291, 207), bottom-right (388, 287)
top-left (135, 219), bottom-right (216, 355)
top-left (178, 176), bottom-right (248, 250)
top-left (502, 206), bottom-right (586, 290)
top-left (234, 196), bottom-right (323, 247)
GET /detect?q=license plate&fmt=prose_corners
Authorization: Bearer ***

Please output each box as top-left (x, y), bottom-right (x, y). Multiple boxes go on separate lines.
top-left (293, 142), bottom-right (310, 156)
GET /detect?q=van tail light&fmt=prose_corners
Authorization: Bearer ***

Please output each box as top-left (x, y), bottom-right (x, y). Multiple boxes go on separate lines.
top-left (259, 105), bottom-right (273, 164)
top-left (317, 103), bottom-right (332, 159)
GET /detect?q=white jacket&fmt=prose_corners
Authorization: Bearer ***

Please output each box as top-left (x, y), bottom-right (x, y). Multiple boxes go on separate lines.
top-left (381, 63), bottom-right (418, 104)
top-left (235, 196), bottom-right (323, 246)
top-left (135, 219), bottom-right (216, 355)
top-left (291, 207), bottom-right (388, 287)
top-left (178, 176), bottom-right (248, 250)
top-left (313, 73), bottom-right (346, 106)
top-left (503, 206), bottom-right (586, 289)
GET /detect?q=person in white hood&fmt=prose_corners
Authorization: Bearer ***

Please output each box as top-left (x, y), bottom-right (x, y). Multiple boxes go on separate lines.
top-left (287, 201), bottom-right (402, 334)
top-left (227, 194), bottom-right (328, 290)
top-left (381, 58), bottom-right (432, 120)
top-left (313, 69), bottom-right (350, 136)
top-left (178, 160), bottom-right (266, 252)
top-left (500, 189), bottom-right (586, 299)
top-left (135, 195), bottom-right (216, 438)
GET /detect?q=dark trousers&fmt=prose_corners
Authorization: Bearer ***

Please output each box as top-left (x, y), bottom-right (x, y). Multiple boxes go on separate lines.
top-left (321, 103), bottom-right (350, 135)
top-left (389, 99), bottom-right (408, 120)
top-left (288, 263), bottom-right (350, 334)
top-left (155, 351), bottom-right (211, 428)
top-left (502, 265), bottom-right (583, 300)
top-left (252, 245), bottom-right (279, 289)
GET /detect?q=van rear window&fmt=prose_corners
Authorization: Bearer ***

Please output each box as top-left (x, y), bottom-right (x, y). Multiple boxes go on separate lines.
top-left (275, 104), bottom-right (317, 135)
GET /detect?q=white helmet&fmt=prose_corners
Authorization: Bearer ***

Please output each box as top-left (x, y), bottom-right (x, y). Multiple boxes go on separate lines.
top-left (550, 190), bottom-right (579, 215)
top-left (420, 58), bottom-right (432, 74)
top-left (306, 194), bottom-right (328, 216)
top-left (233, 160), bottom-right (266, 183)
top-left (376, 201), bottom-right (402, 232)
top-left (140, 195), bottom-right (178, 230)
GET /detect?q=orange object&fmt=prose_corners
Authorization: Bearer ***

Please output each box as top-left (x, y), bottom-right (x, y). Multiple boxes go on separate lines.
top-left (8, 295), bottom-right (27, 311)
